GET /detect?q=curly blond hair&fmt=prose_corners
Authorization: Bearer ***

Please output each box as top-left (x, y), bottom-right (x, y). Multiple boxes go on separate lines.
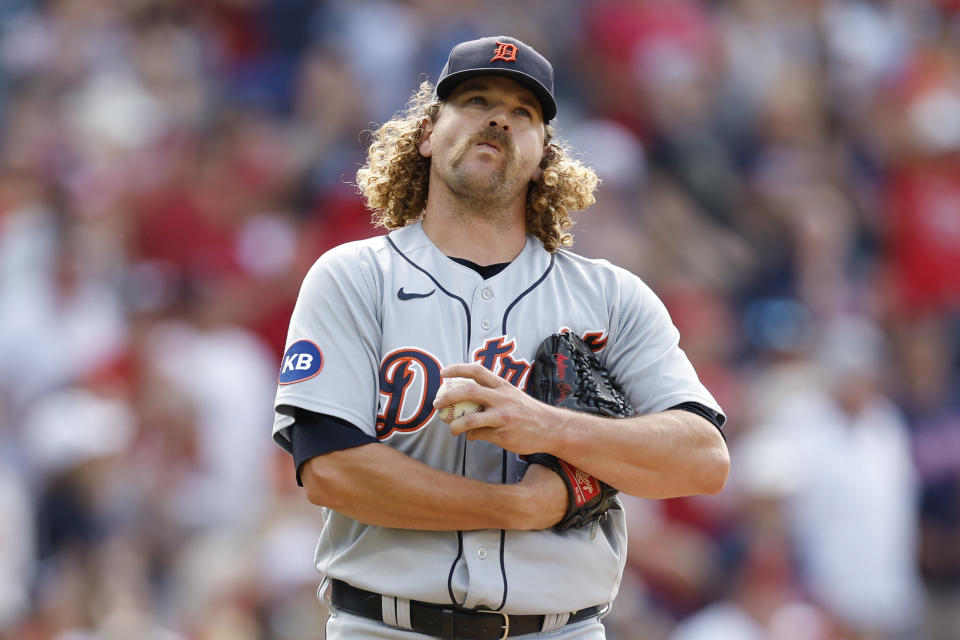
top-left (356, 81), bottom-right (600, 252)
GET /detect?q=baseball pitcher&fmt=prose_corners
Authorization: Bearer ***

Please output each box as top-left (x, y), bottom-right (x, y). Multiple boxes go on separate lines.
top-left (273, 35), bottom-right (729, 640)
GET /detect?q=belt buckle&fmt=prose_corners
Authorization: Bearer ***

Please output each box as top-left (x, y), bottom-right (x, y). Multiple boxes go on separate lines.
top-left (477, 610), bottom-right (510, 640)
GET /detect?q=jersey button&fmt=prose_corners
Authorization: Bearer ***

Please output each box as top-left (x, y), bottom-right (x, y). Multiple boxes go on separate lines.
top-left (480, 319), bottom-right (491, 331)
top-left (481, 287), bottom-right (493, 300)
top-left (477, 547), bottom-right (488, 560)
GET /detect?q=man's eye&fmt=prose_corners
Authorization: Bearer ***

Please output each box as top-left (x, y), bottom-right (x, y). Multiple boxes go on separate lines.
top-left (468, 96), bottom-right (487, 105)
top-left (516, 107), bottom-right (532, 118)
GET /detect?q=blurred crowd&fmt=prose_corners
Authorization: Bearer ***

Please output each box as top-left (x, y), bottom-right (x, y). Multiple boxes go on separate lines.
top-left (0, 1), bottom-right (958, 639)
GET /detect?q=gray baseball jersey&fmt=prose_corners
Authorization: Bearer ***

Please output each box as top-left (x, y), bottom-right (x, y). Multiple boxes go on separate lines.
top-left (272, 221), bottom-right (722, 615)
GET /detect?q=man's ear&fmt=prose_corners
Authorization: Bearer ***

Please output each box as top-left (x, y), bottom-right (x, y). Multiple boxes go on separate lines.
top-left (419, 118), bottom-right (434, 158)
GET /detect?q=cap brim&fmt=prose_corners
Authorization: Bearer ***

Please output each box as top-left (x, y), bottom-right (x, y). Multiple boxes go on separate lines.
top-left (436, 68), bottom-right (557, 121)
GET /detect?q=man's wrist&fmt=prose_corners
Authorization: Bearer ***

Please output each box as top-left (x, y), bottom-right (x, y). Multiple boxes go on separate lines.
top-left (513, 464), bottom-right (567, 530)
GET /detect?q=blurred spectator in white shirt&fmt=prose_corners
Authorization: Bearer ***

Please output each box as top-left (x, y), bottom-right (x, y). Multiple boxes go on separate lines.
top-left (738, 315), bottom-right (924, 639)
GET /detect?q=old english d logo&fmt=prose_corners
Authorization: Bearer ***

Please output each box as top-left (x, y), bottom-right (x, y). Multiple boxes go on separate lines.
top-left (491, 42), bottom-right (518, 63)
top-left (376, 348), bottom-right (442, 440)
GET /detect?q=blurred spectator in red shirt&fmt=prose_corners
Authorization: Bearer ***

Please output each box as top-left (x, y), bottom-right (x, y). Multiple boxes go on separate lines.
top-left (879, 24), bottom-right (960, 315)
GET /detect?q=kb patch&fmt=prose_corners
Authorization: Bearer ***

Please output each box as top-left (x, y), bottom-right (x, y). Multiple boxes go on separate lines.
top-left (278, 340), bottom-right (323, 384)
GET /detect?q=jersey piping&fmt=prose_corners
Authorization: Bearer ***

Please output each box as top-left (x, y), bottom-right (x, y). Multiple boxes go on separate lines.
top-left (387, 236), bottom-right (473, 354)
top-left (388, 235), bottom-right (474, 606)
top-left (489, 249), bottom-right (555, 610)
top-left (448, 435), bottom-right (469, 605)
top-left (502, 252), bottom-right (556, 335)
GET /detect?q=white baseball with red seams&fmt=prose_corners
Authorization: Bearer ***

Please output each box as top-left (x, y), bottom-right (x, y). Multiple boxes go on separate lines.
top-left (439, 377), bottom-right (484, 422)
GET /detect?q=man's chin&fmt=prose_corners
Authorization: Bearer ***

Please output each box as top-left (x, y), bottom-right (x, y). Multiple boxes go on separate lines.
top-left (451, 183), bottom-right (504, 203)
top-left (454, 152), bottom-right (507, 172)
top-left (448, 168), bottom-right (507, 195)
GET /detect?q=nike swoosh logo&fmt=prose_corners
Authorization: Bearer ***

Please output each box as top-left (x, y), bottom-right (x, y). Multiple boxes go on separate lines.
top-left (397, 287), bottom-right (436, 300)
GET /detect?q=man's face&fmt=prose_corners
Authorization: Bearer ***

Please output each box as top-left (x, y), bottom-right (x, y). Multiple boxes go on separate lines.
top-left (419, 76), bottom-right (547, 211)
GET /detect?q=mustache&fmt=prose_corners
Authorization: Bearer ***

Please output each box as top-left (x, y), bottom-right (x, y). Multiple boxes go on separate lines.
top-left (452, 127), bottom-right (516, 164)
top-left (470, 127), bottom-right (514, 154)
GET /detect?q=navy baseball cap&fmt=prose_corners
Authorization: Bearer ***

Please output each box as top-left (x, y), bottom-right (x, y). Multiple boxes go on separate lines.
top-left (435, 36), bottom-right (557, 121)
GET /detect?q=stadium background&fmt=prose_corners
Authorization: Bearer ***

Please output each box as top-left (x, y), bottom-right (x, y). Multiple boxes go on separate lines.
top-left (0, 1), bottom-right (959, 638)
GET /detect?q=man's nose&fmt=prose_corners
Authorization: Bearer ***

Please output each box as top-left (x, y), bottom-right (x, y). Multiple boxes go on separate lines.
top-left (488, 117), bottom-right (509, 133)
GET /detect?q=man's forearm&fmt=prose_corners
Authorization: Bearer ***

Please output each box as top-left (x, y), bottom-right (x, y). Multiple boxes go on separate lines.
top-left (546, 409), bottom-right (729, 499)
top-left (436, 362), bottom-right (728, 499)
top-left (300, 442), bottom-right (566, 530)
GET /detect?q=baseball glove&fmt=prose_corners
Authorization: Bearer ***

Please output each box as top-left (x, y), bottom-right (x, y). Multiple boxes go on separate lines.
top-left (525, 331), bottom-right (634, 531)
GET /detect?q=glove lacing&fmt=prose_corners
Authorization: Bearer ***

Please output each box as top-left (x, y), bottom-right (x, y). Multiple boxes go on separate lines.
top-left (570, 347), bottom-right (632, 417)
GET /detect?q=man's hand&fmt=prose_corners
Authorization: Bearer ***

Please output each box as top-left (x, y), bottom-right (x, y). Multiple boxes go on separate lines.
top-left (515, 461), bottom-right (567, 530)
top-left (434, 363), bottom-right (559, 455)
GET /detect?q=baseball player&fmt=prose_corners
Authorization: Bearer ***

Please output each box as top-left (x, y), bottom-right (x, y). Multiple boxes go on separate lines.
top-left (273, 35), bottom-right (728, 640)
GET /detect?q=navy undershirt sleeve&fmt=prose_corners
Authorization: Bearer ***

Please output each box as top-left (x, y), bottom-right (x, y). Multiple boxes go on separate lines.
top-left (290, 408), bottom-right (378, 486)
top-left (668, 401), bottom-right (726, 438)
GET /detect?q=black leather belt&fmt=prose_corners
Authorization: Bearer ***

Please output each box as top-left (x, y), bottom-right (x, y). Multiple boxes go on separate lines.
top-left (330, 579), bottom-right (604, 639)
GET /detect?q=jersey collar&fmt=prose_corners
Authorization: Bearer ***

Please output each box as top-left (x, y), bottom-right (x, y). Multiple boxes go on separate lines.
top-left (388, 221), bottom-right (552, 299)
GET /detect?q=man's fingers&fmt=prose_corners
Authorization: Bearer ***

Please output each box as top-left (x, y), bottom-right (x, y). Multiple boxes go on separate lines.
top-left (464, 427), bottom-right (498, 442)
top-left (448, 411), bottom-right (498, 436)
top-left (433, 383), bottom-right (493, 411)
top-left (440, 363), bottom-right (503, 387)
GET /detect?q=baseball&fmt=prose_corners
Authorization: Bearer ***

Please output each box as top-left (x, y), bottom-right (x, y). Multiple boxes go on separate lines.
top-left (438, 377), bottom-right (484, 422)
